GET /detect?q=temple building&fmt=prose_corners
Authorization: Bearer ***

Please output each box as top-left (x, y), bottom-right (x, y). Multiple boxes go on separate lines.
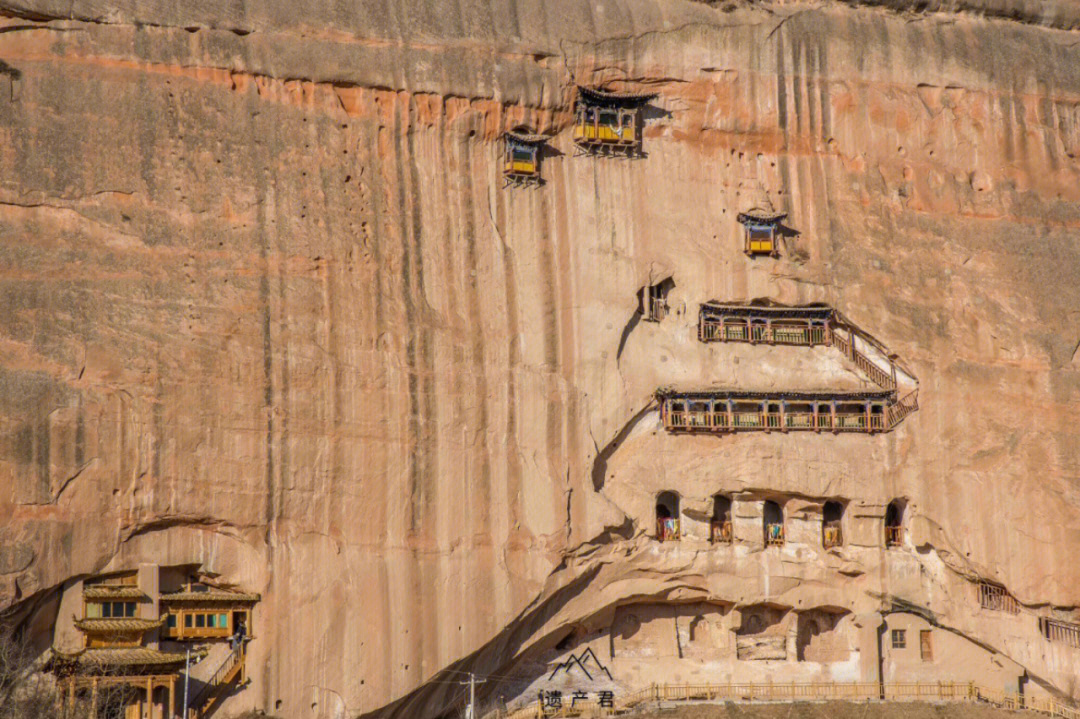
top-left (572, 85), bottom-right (656, 156)
top-left (49, 566), bottom-right (260, 719)
top-left (53, 572), bottom-right (185, 719)
top-left (738, 208), bottom-right (787, 257)
top-left (502, 127), bottom-right (547, 185)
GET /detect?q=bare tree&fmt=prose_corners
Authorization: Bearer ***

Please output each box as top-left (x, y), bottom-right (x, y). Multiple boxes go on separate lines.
top-left (0, 625), bottom-right (61, 719)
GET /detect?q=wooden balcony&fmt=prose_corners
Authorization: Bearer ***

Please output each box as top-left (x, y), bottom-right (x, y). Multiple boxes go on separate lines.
top-left (710, 521), bottom-right (733, 544)
top-left (572, 86), bottom-right (655, 156)
top-left (657, 518), bottom-right (680, 542)
top-left (978, 581), bottom-right (1020, 614)
top-left (660, 390), bottom-right (906, 435)
top-left (697, 302), bottom-right (905, 393)
top-left (765, 523), bottom-right (785, 546)
top-left (823, 522), bottom-right (843, 549)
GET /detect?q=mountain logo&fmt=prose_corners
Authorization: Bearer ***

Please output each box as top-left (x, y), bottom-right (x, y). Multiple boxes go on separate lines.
top-left (547, 647), bottom-right (613, 681)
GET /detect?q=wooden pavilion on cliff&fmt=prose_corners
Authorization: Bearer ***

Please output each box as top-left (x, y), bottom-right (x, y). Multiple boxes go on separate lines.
top-left (502, 126), bottom-right (547, 186)
top-left (658, 389), bottom-right (900, 434)
top-left (160, 581), bottom-right (260, 718)
top-left (53, 574), bottom-right (186, 719)
top-left (572, 85), bottom-right (657, 156)
top-left (738, 208), bottom-right (787, 257)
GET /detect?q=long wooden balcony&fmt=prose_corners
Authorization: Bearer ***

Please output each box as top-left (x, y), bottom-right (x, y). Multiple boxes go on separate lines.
top-left (659, 390), bottom-right (916, 434)
top-left (698, 302), bottom-right (904, 392)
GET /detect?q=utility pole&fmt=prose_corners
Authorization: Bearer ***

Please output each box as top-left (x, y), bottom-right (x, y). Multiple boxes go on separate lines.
top-left (183, 648), bottom-right (191, 719)
top-left (459, 672), bottom-right (486, 719)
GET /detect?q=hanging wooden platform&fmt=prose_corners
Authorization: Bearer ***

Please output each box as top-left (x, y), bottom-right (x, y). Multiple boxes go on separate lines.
top-left (658, 389), bottom-right (918, 434)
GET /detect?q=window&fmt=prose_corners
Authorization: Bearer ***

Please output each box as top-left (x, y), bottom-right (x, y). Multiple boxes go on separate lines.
top-left (167, 614), bottom-right (177, 629)
top-left (920, 630), bottom-right (933, 661)
top-left (891, 629), bottom-right (906, 649)
top-left (89, 601), bottom-right (136, 619)
top-left (185, 614), bottom-right (193, 628)
top-left (195, 614), bottom-right (206, 628)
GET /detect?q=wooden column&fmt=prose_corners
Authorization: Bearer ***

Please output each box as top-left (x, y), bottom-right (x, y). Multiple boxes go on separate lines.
top-left (760, 402), bottom-right (769, 433)
top-left (90, 678), bottom-right (99, 719)
top-left (830, 402), bottom-right (838, 433)
top-left (727, 400), bottom-right (734, 429)
top-left (167, 677), bottom-right (174, 719)
top-left (147, 677), bottom-right (154, 719)
top-left (780, 401), bottom-right (787, 432)
top-left (865, 402), bottom-right (872, 432)
top-left (766, 319), bottom-right (773, 344)
top-left (812, 403), bottom-right (820, 432)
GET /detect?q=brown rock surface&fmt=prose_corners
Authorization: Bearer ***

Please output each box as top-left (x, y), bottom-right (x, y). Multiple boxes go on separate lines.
top-left (1, 0), bottom-right (1080, 717)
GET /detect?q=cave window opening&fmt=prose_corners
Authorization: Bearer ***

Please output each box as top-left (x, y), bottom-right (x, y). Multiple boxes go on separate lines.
top-left (641, 277), bottom-right (675, 322)
top-left (711, 495), bottom-right (733, 544)
top-left (656, 491), bottom-right (680, 542)
top-left (763, 500), bottom-right (784, 546)
top-left (823, 501), bottom-right (844, 549)
top-left (885, 500), bottom-right (904, 547)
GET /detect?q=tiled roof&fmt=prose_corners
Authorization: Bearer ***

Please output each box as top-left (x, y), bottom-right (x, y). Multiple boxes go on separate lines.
top-left (74, 618), bottom-right (163, 633)
top-left (54, 647), bottom-right (189, 669)
top-left (737, 208), bottom-right (787, 224)
top-left (505, 128), bottom-right (548, 144)
top-left (160, 589), bottom-right (260, 603)
top-left (577, 85), bottom-right (657, 105)
top-left (83, 586), bottom-right (148, 600)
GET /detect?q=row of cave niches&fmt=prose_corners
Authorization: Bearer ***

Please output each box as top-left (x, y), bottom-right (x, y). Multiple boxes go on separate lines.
top-left (652, 492), bottom-right (906, 549)
top-left (502, 85), bottom-right (790, 258)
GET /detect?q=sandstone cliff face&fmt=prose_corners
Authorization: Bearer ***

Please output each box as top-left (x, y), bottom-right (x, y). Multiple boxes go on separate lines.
top-left (1, 0), bottom-right (1080, 717)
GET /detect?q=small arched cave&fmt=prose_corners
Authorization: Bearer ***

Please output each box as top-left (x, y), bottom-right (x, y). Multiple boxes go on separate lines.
top-left (763, 500), bottom-right (784, 546)
top-left (656, 491), bottom-right (680, 541)
top-left (796, 609), bottom-right (852, 662)
top-left (711, 494), bottom-right (733, 544)
top-left (823, 501), bottom-right (844, 548)
top-left (885, 499), bottom-right (905, 547)
top-left (736, 604), bottom-right (789, 660)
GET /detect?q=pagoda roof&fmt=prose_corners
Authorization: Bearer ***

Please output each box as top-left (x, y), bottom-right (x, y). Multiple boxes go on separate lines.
top-left (51, 647), bottom-right (188, 673)
top-left (658, 387), bottom-right (894, 402)
top-left (74, 618), bottom-right (163, 634)
top-left (504, 127), bottom-right (548, 144)
top-left (701, 301), bottom-right (834, 320)
top-left (160, 587), bottom-right (260, 603)
top-left (577, 85), bottom-right (657, 107)
top-left (83, 586), bottom-right (148, 600)
top-left (737, 208), bottom-right (787, 224)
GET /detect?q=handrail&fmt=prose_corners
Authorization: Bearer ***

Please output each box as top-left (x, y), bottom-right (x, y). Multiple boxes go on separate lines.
top-left (496, 681), bottom-right (1080, 719)
top-left (189, 643), bottom-right (245, 712)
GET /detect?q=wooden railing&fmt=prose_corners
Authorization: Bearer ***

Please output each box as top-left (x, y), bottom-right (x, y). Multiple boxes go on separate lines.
top-left (823, 523), bottom-right (842, 548)
top-left (709, 521), bottom-right (733, 544)
top-left (887, 390), bottom-right (919, 427)
top-left (979, 582), bottom-right (1020, 615)
top-left (699, 321), bottom-right (827, 347)
top-left (498, 681), bottom-right (1080, 719)
top-left (884, 526), bottom-right (904, 547)
top-left (1041, 617), bottom-right (1080, 648)
top-left (665, 409), bottom-right (889, 434)
top-left (765, 523), bottom-right (785, 546)
top-left (188, 643), bottom-right (245, 718)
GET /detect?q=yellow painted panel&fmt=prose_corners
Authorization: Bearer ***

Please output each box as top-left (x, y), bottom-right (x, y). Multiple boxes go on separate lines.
top-left (511, 161), bottom-right (536, 173)
top-left (749, 240), bottom-right (774, 253)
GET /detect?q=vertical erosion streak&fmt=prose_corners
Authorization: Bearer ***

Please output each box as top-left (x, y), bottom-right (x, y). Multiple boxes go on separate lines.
top-left (458, 119), bottom-right (497, 626)
top-left (391, 93), bottom-right (423, 693)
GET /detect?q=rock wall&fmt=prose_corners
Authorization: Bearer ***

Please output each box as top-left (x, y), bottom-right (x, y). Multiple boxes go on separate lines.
top-left (1, 0), bottom-right (1080, 717)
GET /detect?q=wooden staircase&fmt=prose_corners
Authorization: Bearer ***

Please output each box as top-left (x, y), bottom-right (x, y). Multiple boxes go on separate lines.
top-left (187, 643), bottom-right (246, 719)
